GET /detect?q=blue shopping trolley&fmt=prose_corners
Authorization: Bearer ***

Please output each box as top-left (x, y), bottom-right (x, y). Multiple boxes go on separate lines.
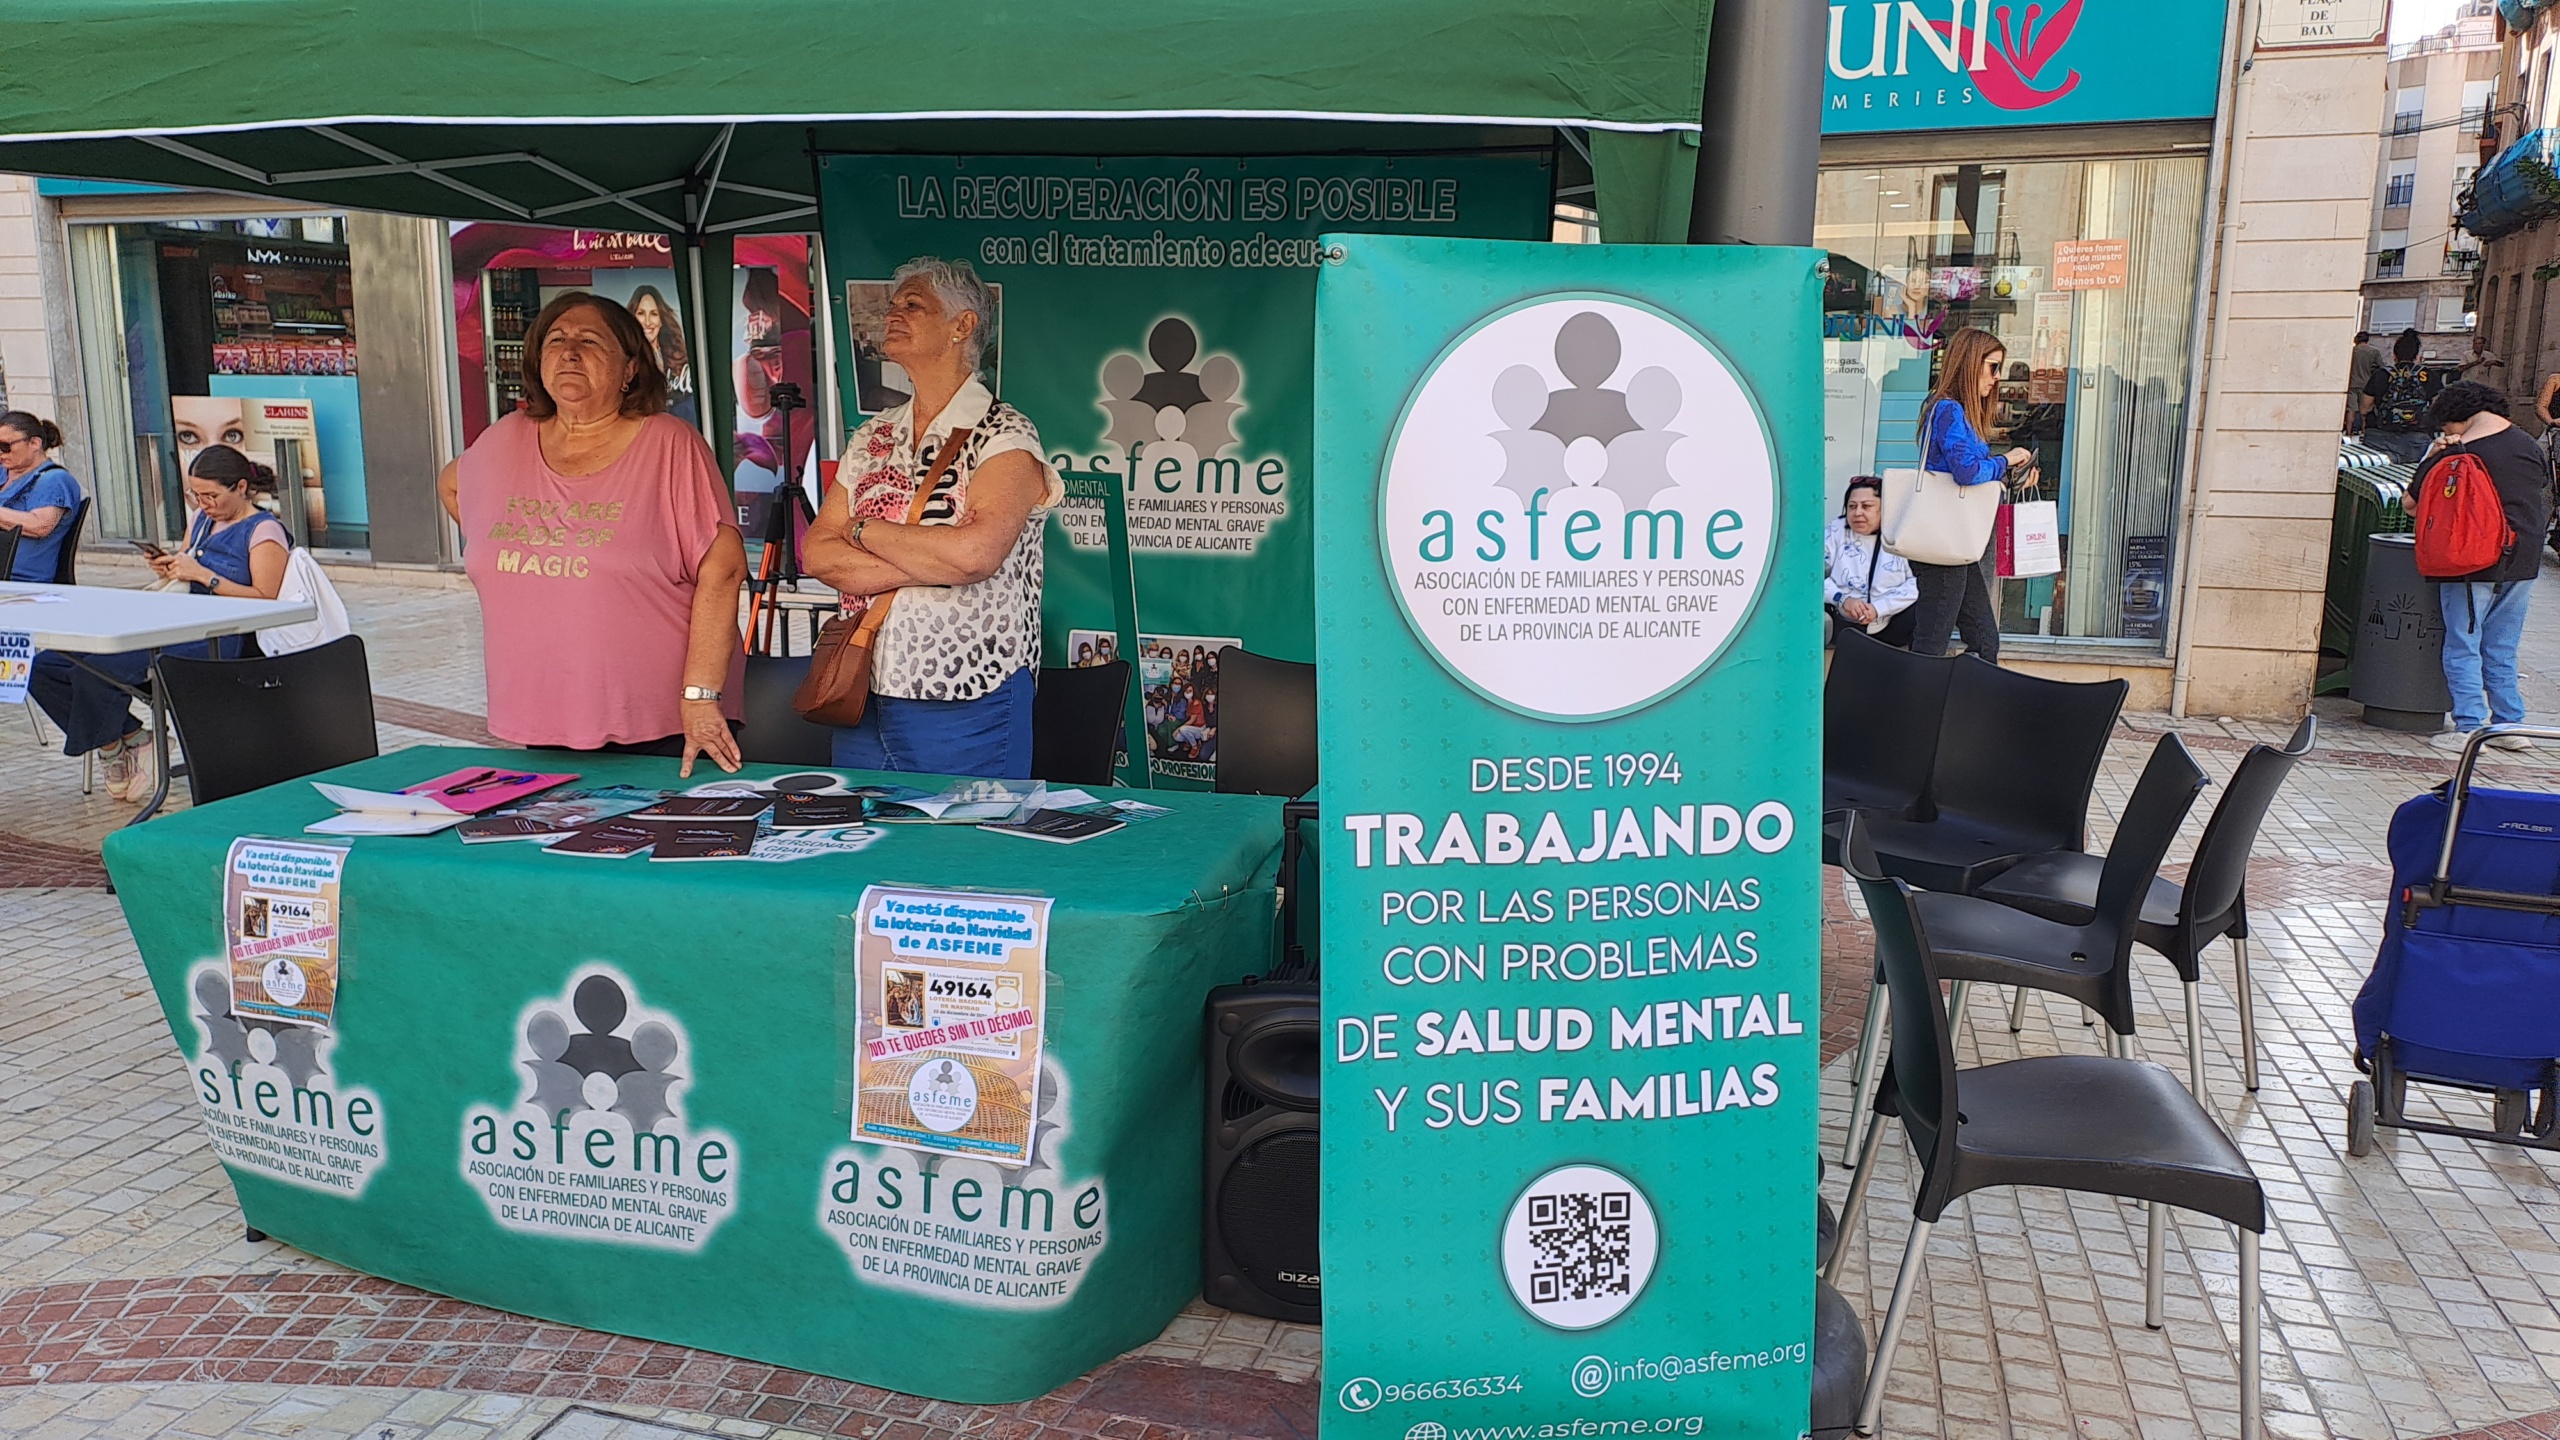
top-left (2350, 726), bottom-right (2560, 1155)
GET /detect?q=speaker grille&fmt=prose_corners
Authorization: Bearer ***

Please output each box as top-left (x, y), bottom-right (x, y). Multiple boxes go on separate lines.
top-left (1220, 1078), bottom-right (1267, 1125)
top-left (1215, 1129), bottom-right (1320, 1302)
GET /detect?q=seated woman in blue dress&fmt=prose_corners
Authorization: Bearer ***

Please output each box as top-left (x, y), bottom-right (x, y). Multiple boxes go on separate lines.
top-left (0, 411), bottom-right (84, 582)
top-left (29, 444), bottom-right (292, 801)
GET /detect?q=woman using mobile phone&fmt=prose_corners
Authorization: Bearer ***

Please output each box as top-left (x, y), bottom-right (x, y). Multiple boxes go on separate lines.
top-left (27, 444), bottom-right (291, 800)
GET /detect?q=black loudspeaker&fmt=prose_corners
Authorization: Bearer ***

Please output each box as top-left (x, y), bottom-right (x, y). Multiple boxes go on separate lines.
top-left (1203, 980), bottom-right (1321, 1322)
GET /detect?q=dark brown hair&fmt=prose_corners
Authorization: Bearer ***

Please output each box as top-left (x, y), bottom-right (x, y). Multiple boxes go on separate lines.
top-left (187, 443), bottom-right (278, 497)
top-left (519, 292), bottom-right (667, 420)
top-left (0, 411), bottom-right (63, 450)
top-left (1917, 326), bottom-right (2007, 447)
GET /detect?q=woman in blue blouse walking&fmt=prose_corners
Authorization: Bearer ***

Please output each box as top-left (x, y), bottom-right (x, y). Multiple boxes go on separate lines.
top-left (1910, 326), bottom-right (2037, 659)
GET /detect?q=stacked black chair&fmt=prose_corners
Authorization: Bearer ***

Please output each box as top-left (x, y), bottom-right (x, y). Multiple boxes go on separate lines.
top-left (0, 526), bottom-right (19, 581)
top-left (1856, 659), bottom-right (2129, 894)
top-left (1213, 647), bottom-right (1316, 799)
top-left (1834, 660), bottom-right (2128, 1162)
top-left (1979, 715), bottom-right (2317, 1100)
top-left (1031, 660), bottom-right (1131, 786)
top-left (736, 654), bottom-right (836, 766)
top-left (1841, 732), bottom-right (2207, 1165)
top-left (1822, 628), bottom-right (1958, 822)
top-left (1827, 815), bottom-right (2267, 1439)
top-left (154, 635), bottom-right (378, 805)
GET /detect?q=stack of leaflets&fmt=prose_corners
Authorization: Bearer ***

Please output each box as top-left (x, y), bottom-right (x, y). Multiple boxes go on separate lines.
top-left (771, 792), bottom-right (872, 829)
top-left (306, 767), bottom-right (577, 836)
top-left (869, 778), bottom-right (1047, 824)
top-left (976, 792), bottom-right (1174, 844)
top-left (456, 786), bottom-right (669, 844)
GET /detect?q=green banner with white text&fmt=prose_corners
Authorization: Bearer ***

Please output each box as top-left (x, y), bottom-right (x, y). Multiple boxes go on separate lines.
top-left (818, 153), bottom-right (1553, 786)
top-left (1314, 237), bottom-right (1824, 1438)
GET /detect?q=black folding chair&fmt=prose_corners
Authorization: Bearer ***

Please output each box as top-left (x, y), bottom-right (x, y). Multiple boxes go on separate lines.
top-left (0, 526), bottom-right (19, 581)
top-left (154, 635), bottom-right (378, 805)
top-left (1823, 627), bottom-right (1958, 820)
top-left (49, 498), bottom-right (88, 584)
top-left (1213, 646), bottom-right (1316, 799)
top-left (1828, 815), bottom-right (2266, 1439)
top-left (735, 653), bottom-right (836, 766)
top-left (1840, 733), bottom-right (2209, 1165)
top-left (1857, 658), bottom-right (2128, 894)
top-left (1031, 661), bottom-right (1130, 786)
top-left (1979, 716), bottom-right (2318, 1100)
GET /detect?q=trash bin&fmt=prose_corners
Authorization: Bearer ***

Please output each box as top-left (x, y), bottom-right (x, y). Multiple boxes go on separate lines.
top-left (2348, 533), bottom-right (2451, 732)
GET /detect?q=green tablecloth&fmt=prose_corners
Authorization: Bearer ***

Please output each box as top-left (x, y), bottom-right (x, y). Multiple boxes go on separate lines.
top-left (102, 747), bottom-right (1283, 1402)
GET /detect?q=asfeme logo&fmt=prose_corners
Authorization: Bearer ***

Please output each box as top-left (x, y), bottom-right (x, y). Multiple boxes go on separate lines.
top-left (182, 961), bottom-right (387, 1197)
top-left (1380, 296), bottom-right (1777, 721)
top-left (460, 967), bottom-right (739, 1252)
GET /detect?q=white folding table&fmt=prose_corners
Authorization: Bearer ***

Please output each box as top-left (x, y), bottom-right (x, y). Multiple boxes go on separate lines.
top-left (0, 580), bottom-right (317, 822)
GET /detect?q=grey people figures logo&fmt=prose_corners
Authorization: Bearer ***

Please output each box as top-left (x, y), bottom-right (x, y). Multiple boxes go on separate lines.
top-left (519, 973), bottom-right (683, 1133)
top-left (195, 968), bottom-right (323, 1087)
top-left (1098, 317), bottom-right (1246, 460)
top-left (1490, 311), bottom-right (1690, 510)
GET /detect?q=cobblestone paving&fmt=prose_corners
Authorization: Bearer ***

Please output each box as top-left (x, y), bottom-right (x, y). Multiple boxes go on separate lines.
top-left (9, 560), bottom-right (2560, 1436)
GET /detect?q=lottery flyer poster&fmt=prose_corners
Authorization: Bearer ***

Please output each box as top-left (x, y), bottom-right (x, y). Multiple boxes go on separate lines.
top-left (223, 838), bottom-right (349, 1030)
top-left (852, 886), bottom-right (1054, 1165)
top-left (0, 629), bottom-right (30, 704)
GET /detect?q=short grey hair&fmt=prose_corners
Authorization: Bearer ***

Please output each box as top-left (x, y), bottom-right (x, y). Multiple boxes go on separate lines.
top-left (893, 257), bottom-right (995, 372)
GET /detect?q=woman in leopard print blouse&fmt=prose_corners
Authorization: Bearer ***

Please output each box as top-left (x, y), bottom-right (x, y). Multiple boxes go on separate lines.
top-left (803, 258), bottom-right (1063, 778)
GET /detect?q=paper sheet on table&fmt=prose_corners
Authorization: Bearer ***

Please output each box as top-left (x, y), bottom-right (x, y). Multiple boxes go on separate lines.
top-left (306, 810), bottom-right (465, 836)
top-left (312, 783), bottom-right (467, 818)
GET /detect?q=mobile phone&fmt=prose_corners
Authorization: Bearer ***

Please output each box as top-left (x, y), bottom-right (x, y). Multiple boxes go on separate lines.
top-left (131, 540), bottom-right (167, 559)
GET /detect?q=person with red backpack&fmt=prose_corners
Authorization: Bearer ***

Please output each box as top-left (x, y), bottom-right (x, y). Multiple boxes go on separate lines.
top-left (2417, 382), bottom-right (2553, 752)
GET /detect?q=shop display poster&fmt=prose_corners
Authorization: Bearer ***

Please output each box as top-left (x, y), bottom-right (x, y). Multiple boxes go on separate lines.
top-left (1314, 237), bottom-right (1822, 1438)
top-left (818, 154), bottom-right (1552, 786)
top-left (2054, 239), bottom-right (2130, 292)
top-left (853, 886), bottom-right (1053, 1165)
top-left (224, 838), bottom-right (348, 1030)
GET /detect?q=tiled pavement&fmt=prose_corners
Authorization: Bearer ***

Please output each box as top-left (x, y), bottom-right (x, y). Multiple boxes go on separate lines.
top-left (13, 559), bottom-right (2560, 1436)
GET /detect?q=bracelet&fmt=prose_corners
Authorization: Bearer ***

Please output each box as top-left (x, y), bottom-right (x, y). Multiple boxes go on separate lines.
top-left (850, 518), bottom-right (869, 549)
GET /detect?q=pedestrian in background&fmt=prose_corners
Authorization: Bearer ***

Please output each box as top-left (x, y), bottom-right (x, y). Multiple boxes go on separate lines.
top-left (2348, 330), bottom-right (2383, 435)
top-left (1824, 475), bottom-right (1919, 648)
top-left (2362, 329), bottom-right (2442, 463)
top-left (1906, 325), bottom-right (2035, 661)
top-left (2419, 381), bottom-right (2551, 753)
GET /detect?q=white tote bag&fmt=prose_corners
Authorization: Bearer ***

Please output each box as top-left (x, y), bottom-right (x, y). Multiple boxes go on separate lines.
top-left (256, 547), bottom-right (354, 656)
top-left (1881, 409), bottom-right (2003, 566)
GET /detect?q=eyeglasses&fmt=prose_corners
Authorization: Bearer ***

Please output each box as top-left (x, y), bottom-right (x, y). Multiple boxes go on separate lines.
top-left (0, 435), bottom-right (34, 451)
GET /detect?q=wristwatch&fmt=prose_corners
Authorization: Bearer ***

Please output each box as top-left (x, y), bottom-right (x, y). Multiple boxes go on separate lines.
top-left (681, 685), bottom-right (723, 703)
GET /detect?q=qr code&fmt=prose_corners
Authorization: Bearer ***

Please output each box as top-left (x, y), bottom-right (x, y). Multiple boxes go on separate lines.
top-left (1527, 1190), bottom-right (1633, 1305)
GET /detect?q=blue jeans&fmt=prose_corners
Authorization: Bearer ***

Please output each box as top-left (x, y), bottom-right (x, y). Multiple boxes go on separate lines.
top-left (831, 668), bottom-right (1034, 779)
top-left (28, 639), bottom-right (235, 757)
top-left (2439, 580), bottom-right (2534, 732)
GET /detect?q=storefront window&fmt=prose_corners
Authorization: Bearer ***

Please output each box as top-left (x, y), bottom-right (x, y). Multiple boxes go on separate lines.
top-left (1817, 154), bottom-right (2205, 645)
top-left (64, 215), bottom-right (369, 552)
top-left (451, 226), bottom-right (815, 535)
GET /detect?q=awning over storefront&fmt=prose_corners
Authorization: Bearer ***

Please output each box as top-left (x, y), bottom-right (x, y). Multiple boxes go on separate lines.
top-left (0, 0), bottom-right (1711, 240)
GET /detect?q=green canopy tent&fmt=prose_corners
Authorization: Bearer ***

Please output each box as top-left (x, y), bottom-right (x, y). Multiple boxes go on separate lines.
top-left (0, 0), bottom-right (1712, 443)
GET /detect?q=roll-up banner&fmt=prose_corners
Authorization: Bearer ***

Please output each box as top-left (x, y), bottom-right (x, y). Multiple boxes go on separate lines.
top-left (817, 154), bottom-right (1554, 786)
top-left (1313, 236), bottom-right (1824, 1438)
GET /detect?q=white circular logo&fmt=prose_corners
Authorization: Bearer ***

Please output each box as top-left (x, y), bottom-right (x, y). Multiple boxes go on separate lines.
top-left (907, 1059), bottom-right (980, 1134)
top-left (1499, 1162), bottom-right (1660, 1331)
top-left (260, 957), bottom-right (308, 1006)
top-left (1338, 1378), bottom-right (1382, 1413)
top-left (1381, 297), bottom-right (1776, 720)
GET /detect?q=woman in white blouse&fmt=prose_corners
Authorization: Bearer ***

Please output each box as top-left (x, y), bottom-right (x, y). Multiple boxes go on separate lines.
top-left (802, 258), bottom-right (1062, 777)
top-left (1824, 475), bottom-right (1919, 649)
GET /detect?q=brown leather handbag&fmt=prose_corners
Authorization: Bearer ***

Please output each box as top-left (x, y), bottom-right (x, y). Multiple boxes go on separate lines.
top-left (792, 428), bottom-right (972, 726)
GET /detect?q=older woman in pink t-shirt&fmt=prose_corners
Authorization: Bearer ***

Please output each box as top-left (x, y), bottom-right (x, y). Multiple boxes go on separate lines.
top-left (438, 292), bottom-right (747, 775)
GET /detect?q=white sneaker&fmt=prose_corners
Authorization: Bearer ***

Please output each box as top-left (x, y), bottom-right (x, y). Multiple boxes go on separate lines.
top-left (97, 735), bottom-right (135, 797)
top-left (2430, 730), bottom-right (2477, 754)
top-left (2489, 733), bottom-right (2538, 751)
top-left (104, 730), bottom-right (156, 802)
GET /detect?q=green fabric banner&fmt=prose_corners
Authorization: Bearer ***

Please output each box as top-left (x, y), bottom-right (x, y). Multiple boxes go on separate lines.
top-left (816, 153), bottom-right (1554, 786)
top-left (1313, 237), bottom-right (1824, 1437)
top-left (102, 748), bottom-right (1284, 1404)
